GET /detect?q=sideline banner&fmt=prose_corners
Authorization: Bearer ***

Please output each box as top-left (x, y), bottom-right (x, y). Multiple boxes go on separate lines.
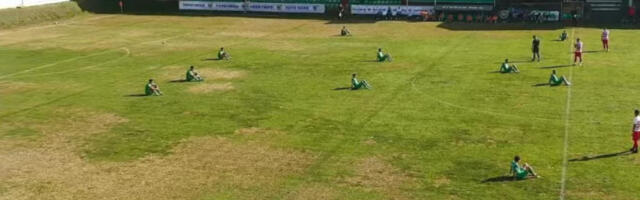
top-left (179, 1), bottom-right (244, 11)
top-left (435, 4), bottom-right (493, 11)
top-left (179, 1), bottom-right (325, 14)
top-left (530, 10), bottom-right (560, 21)
top-left (351, 5), bottom-right (434, 16)
top-left (247, 3), bottom-right (325, 13)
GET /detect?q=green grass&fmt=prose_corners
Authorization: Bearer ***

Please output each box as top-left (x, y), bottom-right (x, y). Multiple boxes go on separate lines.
top-left (0, 1), bottom-right (83, 29)
top-left (1, 14), bottom-right (640, 199)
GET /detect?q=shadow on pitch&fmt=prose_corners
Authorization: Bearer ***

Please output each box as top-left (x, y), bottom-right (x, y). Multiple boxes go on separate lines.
top-left (482, 176), bottom-right (523, 183)
top-left (532, 83), bottom-right (550, 87)
top-left (202, 58), bottom-right (222, 61)
top-left (124, 94), bottom-right (148, 97)
top-left (168, 79), bottom-right (188, 83)
top-left (494, 60), bottom-right (530, 64)
top-left (569, 150), bottom-right (631, 162)
top-left (333, 87), bottom-right (352, 90)
top-left (583, 50), bottom-right (604, 54)
top-left (361, 60), bottom-right (380, 63)
top-left (540, 64), bottom-right (572, 69)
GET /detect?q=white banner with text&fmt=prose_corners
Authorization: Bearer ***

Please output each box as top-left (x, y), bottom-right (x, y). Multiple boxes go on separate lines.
top-left (180, 1), bottom-right (325, 14)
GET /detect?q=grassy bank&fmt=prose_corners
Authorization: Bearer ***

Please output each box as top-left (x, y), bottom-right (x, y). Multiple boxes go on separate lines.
top-left (0, 1), bottom-right (83, 29)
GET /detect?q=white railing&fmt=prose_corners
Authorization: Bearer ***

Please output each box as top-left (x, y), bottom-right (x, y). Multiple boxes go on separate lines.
top-left (0, 0), bottom-right (70, 9)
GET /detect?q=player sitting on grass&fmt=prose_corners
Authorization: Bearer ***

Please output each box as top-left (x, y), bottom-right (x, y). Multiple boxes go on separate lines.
top-left (560, 30), bottom-right (568, 41)
top-left (186, 66), bottom-right (203, 82)
top-left (341, 26), bottom-right (351, 36)
top-left (351, 73), bottom-right (371, 90)
top-left (377, 48), bottom-right (392, 62)
top-left (510, 155), bottom-right (539, 180)
top-left (500, 59), bottom-right (519, 73)
top-left (549, 70), bottom-right (571, 86)
top-left (218, 47), bottom-right (231, 60)
top-left (145, 79), bottom-right (163, 96)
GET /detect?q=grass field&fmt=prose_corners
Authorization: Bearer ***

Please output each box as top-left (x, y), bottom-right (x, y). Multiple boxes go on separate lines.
top-left (1, 14), bottom-right (640, 200)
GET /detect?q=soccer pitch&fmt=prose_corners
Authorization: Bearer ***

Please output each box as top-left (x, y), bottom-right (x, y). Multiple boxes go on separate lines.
top-left (1, 14), bottom-right (639, 199)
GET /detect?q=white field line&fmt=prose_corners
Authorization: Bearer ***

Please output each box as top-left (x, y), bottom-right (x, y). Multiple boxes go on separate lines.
top-left (10, 47), bottom-right (130, 79)
top-left (559, 28), bottom-right (576, 200)
top-left (0, 33), bottom-right (185, 80)
top-left (0, 15), bottom-right (116, 37)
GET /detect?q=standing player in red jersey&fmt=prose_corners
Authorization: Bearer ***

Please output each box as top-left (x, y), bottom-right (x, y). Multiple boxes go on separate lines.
top-left (631, 110), bottom-right (640, 153)
top-left (573, 38), bottom-right (583, 66)
top-left (601, 28), bottom-right (610, 52)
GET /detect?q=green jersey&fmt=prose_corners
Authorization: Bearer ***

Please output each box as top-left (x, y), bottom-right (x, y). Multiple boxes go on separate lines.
top-left (145, 83), bottom-right (154, 96)
top-left (549, 74), bottom-right (562, 85)
top-left (511, 161), bottom-right (528, 179)
top-left (186, 70), bottom-right (193, 81)
top-left (352, 78), bottom-right (360, 88)
top-left (500, 63), bottom-right (510, 73)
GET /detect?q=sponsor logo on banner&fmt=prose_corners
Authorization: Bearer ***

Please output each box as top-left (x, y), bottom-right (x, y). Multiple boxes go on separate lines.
top-left (247, 2), bottom-right (324, 13)
top-left (351, 5), bottom-right (433, 16)
top-left (179, 1), bottom-right (325, 13)
top-left (180, 1), bottom-right (244, 11)
top-left (529, 10), bottom-right (560, 21)
top-left (435, 4), bottom-right (493, 11)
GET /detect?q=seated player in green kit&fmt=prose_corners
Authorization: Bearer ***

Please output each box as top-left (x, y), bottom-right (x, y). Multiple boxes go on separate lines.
top-left (341, 26), bottom-right (351, 36)
top-left (549, 70), bottom-right (571, 86)
top-left (186, 66), bottom-right (203, 82)
top-left (499, 59), bottom-right (519, 73)
top-left (560, 30), bottom-right (568, 41)
top-left (377, 48), bottom-right (392, 62)
top-left (145, 79), bottom-right (163, 96)
top-left (351, 73), bottom-right (371, 90)
top-left (510, 155), bottom-right (539, 180)
top-left (218, 47), bottom-right (230, 60)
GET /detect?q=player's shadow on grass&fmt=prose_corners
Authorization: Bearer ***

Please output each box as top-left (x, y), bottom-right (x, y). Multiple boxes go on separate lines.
top-left (583, 50), bottom-right (603, 54)
top-left (540, 64), bottom-right (572, 69)
top-left (124, 94), bottom-right (148, 97)
top-left (168, 79), bottom-right (188, 83)
top-left (333, 87), bottom-right (352, 90)
top-left (493, 60), bottom-right (530, 64)
top-left (569, 150), bottom-right (631, 162)
top-left (532, 83), bottom-right (550, 87)
top-left (482, 176), bottom-right (522, 183)
top-left (202, 58), bottom-right (222, 61)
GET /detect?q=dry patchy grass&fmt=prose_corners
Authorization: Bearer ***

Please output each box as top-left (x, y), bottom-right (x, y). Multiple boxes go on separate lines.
top-left (343, 156), bottom-right (416, 199)
top-left (0, 108), bottom-right (314, 200)
top-left (0, 81), bottom-right (37, 95)
top-left (285, 184), bottom-right (338, 200)
top-left (234, 127), bottom-right (284, 136)
top-left (188, 83), bottom-right (234, 93)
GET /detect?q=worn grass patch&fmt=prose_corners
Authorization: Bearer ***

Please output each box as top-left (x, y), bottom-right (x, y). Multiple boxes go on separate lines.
top-left (285, 184), bottom-right (338, 200)
top-left (0, 81), bottom-right (37, 95)
top-left (188, 83), bottom-right (234, 93)
top-left (0, 136), bottom-right (314, 200)
top-left (343, 156), bottom-right (416, 199)
top-left (234, 127), bottom-right (284, 136)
